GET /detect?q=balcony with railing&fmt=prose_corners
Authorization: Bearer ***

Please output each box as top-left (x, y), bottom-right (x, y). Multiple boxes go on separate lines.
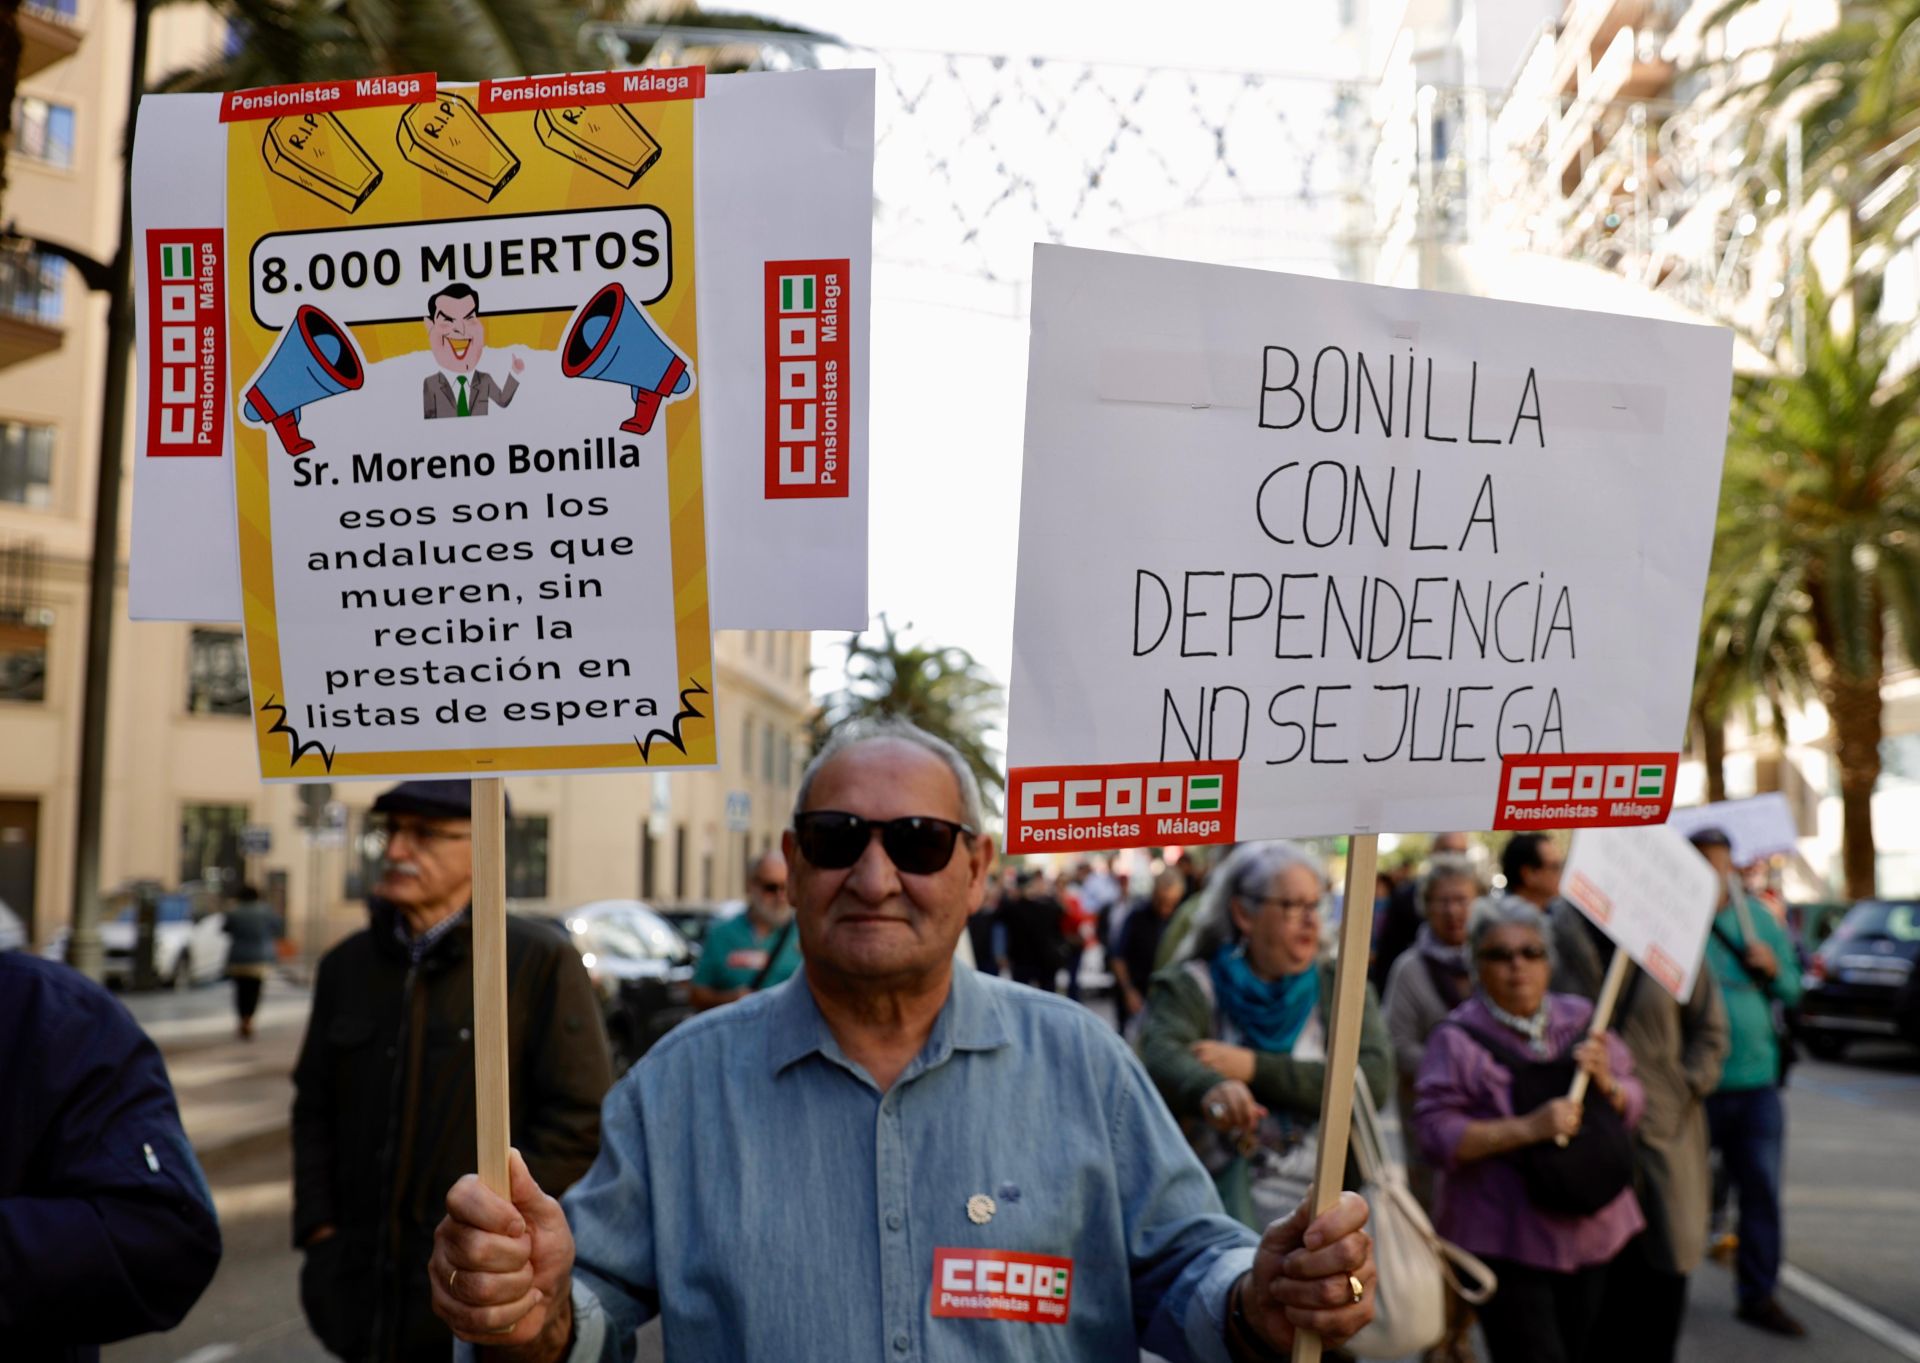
top-left (0, 250), bottom-right (66, 369)
top-left (19, 0), bottom-right (83, 81)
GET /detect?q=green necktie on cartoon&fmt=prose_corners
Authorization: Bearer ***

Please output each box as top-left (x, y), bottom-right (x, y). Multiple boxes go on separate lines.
top-left (456, 375), bottom-right (470, 417)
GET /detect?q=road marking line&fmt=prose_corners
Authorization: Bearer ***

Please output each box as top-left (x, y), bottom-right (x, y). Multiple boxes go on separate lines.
top-left (1782, 1263), bottom-right (1920, 1361)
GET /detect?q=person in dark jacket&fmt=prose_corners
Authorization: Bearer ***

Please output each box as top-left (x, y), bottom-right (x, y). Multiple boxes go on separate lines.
top-left (0, 951), bottom-right (222, 1363)
top-left (222, 882), bottom-right (282, 1039)
top-left (292, 780), bottom-right (612, 1362)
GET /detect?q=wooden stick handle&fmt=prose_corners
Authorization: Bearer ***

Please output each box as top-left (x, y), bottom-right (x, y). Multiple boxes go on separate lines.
top-left (1556, 946), bottom-right (1630, 1147)
top-left (472, 778), bottom-right (511, 1198)
top-left (1290, 833), bottom-right (1379, 1363)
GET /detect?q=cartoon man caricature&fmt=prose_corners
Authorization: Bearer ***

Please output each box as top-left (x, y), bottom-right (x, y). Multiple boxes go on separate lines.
top-left (423, 282), bottom-right (524, 418)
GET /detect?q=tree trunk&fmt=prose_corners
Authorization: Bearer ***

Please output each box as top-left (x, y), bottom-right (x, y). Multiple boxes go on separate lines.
top-left (1695, 705), bottom-right (1728, 804)
top-left (1824, 669), bottom-right (1883, 899)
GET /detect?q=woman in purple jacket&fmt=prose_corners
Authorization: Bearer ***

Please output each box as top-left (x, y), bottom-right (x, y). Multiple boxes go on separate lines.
top-left (1413, 896), bottom-right (1645, 1363)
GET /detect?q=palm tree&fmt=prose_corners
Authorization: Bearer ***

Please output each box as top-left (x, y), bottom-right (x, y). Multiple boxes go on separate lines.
top-left (1712, 1), bottom-right (1920, 259)
top-left (814, 616), bottom-right (1007, 815)
top-left (1713, 277), bottom-right (1920, 896)
top-left (155, 0), bottom-right (570, 89)
top-left (1689, 555), bottom-right (1814, 805)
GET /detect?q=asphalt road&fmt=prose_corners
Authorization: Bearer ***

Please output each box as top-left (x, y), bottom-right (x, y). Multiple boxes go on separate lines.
top-left (105, 990), bottom-right (1920, 1363)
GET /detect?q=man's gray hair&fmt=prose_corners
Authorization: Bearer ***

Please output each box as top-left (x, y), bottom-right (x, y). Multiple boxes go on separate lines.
top-left (1466, 894), bottom-right (1552, 964)
top-left (1179, 841), bottom-right (1331, 964)
top-left (791, 717), bottom-right (986, 830)
top-left (1417, 852), bottom-right (1483, 918)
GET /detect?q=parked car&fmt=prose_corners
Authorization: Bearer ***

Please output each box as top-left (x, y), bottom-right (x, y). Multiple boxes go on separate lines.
top-left (657, 902), bottom-right (732, 959)
top-left (564, 900), bottom-right (695, 1074)
top-left (43, 891), bottom-right (230, 989)
top-left (1798, 899), bottom-right (1920, 1060)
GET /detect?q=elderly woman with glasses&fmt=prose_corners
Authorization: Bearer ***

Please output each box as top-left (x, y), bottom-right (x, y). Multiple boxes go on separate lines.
top-left (1138, 842), bottom-right (1393, 1229)
top-left (1412, 896), bottom-right (1646, 1363)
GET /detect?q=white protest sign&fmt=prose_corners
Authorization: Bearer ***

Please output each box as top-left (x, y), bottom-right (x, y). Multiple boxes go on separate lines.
top-left (128, 69), bottom-right (871, 630)
top-left (1562, 824), bottom-right (1721, 1001)
top-left (1666, 793), bottom-right (1801, 865)
top-left (1003, 246), bottom-right (1732, 853)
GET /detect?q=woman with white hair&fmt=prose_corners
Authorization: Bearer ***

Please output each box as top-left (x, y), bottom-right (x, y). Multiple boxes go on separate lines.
top-left (1412, 896), bottom-right (1645, 1363)
top-left (1138, 841), bottom-right (1393, 1229)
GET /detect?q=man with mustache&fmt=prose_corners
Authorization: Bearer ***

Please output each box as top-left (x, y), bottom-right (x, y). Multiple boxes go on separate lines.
top-left (293, 781), bottom-right (611, 1362)
top-left (430, 720), bottom-right (1377, 1362)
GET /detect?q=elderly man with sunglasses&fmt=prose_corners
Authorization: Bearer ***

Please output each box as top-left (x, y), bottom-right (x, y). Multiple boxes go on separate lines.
top-left (430, 720), bottom-right (1376, 1363)
top-left (294, 781), bottom-right (612, 1363)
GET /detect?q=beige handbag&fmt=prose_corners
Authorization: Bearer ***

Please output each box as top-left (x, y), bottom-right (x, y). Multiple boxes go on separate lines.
top-left (1344, 1070), bottom-right (1496, 1359)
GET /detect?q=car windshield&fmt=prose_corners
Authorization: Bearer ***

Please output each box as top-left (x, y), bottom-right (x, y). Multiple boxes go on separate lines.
top-left (1832, 902), bottom-right (1920, 944)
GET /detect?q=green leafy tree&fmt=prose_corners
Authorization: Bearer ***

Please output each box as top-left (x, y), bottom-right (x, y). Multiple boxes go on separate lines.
top-left (1713, 277), bottom-right (1920, 896)
top-left (814, 616), bottom-right (1007, 815)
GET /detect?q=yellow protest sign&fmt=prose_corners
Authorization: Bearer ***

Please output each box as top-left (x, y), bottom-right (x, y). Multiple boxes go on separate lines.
top-left (223, 71), bottom-right (717, 780)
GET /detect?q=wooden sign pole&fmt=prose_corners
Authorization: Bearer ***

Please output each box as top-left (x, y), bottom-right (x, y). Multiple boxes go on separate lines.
top-left (1557, 946), bottom-right (1632, 1146)
top-left (471, 777), bottom-right (511, 1198)
top-left (1290, 832), bottom-right (1379, 1363)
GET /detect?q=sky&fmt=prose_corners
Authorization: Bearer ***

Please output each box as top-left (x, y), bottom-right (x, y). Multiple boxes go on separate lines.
top-left (735, 2), bottom-right (1369, 719)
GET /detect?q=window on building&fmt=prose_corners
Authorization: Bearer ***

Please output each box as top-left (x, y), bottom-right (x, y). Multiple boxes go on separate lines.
top-left (26, 0), bottom-right (81, 19)
top-left (640, 825), bottom-right (656, 900)
top-left (179, 803), bottom-right (247, 888)
top-left (702, 848), bottom-right (714, 900)
top-left (0, 615), bottom-right (47, 702)
top-left (0, 421), bottom-right (54, 508)
top-left (506, 815), bottom-right (549, 900)
top-left (762, 720), bottom-right (775, 784)
top-left (186, 627), bottom-right (250, 716)
top-left (0, 251), bottom-right (65, 325)
top-left (674, 824), bottom-right (687, 900)
top-left (780, 733), bottom-right (793, 789)
top-left (740, 714), bottom-right (752, 775)
top-left (13, 98), bottom-right (75, 169)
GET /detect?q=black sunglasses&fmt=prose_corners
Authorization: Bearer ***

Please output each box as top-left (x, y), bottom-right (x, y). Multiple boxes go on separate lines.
top-left (793, 811), bottom-right (976, 875)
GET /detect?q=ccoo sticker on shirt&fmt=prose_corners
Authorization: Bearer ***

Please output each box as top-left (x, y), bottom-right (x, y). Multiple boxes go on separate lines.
top-left (931, 1248), bottom-right (1073, 1324)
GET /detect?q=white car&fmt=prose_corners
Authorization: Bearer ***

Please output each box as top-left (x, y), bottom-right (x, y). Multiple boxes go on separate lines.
top-left (44, 894), bottom-right (230, 988)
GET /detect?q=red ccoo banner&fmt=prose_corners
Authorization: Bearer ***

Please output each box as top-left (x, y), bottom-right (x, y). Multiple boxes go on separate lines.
top-left (1492, 752), bottom-right (1679, 830)
top-left (144, 229), bottom-right (226, 458)
top-left (764, 260), bottom-right (851, 500)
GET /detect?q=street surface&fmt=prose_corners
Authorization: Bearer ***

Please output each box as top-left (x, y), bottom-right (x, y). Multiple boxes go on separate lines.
top-left (105, 981), bottom-right (1920, 1363)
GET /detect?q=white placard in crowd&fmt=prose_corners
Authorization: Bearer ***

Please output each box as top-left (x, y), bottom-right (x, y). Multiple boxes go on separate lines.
top-left (1003, 246), bottom-right (1733, 853)
top-left (1666, 793), bottom-right (1802, 866)
top-left (1562, 824), bottom-right (1722, 1001)
top-left (128, 69), bottom-right (872, 631)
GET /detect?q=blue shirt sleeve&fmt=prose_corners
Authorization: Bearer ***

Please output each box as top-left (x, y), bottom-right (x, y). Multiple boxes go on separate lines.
top-left (1104, 1046), bottom-right (1258, 1361)
top-left (562, 1081), bottom-right (662, 1363)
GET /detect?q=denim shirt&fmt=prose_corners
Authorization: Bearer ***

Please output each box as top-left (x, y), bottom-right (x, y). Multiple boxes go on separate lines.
top-left (510, 965), bottom-right (1258, 1362)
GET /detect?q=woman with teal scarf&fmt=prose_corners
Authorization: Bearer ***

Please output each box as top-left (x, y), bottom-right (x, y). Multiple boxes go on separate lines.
top-left (1138, 841), bottom-right (1394, 1229)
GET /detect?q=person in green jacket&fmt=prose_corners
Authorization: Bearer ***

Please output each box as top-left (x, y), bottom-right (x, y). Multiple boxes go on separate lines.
top-left (1693, 827), bottom-right (1807, 1339)
top-left (1138, 840), bottom-right (1393, 1230)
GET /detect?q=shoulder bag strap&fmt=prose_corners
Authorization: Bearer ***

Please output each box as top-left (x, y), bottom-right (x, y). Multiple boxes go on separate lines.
top-left (1712, 921), bottom-right (1777, 993)
top-left (749, 917), bottom-right (796, 992)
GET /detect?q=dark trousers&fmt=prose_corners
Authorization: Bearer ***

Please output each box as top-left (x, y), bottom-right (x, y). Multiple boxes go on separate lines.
top-left (231, 973), bottom-right (264, 1021)
top-left (1592, 1230), bottom-right (1688, 1363)
top-left (1708, 1086), bottom-right (1786, 1304)
top-left (1476, 1257), bottom-right (1607, 1363)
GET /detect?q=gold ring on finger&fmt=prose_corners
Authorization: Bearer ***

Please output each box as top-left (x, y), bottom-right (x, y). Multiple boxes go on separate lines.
top-left (1349, 1274), bottom-right (1365, 1305)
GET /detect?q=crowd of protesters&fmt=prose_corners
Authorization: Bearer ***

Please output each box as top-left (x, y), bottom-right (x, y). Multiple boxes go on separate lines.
top-left (0, 747), bottom-right (1813, 1363)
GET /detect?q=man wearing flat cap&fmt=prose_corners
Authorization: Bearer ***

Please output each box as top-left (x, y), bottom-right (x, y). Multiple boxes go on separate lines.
top-left (293, 781), bottom-right (612, 1363)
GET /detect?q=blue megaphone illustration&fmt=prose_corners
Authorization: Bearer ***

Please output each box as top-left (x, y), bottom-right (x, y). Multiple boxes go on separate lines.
top-left (242, 305), bottom-right (365, 456)
top-left (559, 282), bottom-right (692, 435)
